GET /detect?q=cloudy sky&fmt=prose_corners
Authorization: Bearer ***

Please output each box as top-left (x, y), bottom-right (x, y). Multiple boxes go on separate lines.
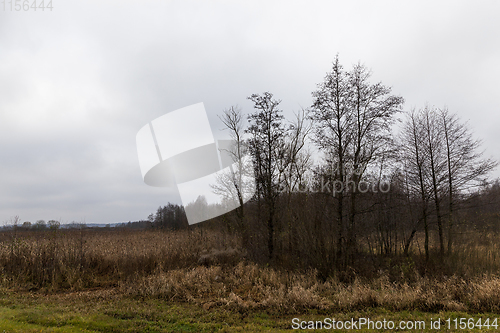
top-left (0, 0), bottom-right (499, 224)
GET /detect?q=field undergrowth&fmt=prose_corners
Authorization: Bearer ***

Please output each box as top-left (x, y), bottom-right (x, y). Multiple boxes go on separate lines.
top-left (1, 288), bottom-right (497, 332)
top-left (0, 228), bottom-right (500, 331)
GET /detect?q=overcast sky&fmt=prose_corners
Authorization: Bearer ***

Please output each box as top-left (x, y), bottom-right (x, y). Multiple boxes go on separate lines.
top-left (0, 0), bottom-right (499, 224)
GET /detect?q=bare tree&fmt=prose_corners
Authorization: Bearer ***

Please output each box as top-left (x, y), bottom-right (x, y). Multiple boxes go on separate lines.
top-left (218, 106), bottom-right (247, 223)
top-left (399, 109), bottom-right (432, 259)
top-left (310, 55), bottom-right (403, 264)
top-left (421, 107), bottom-right (448, 256)
top-left (439, 107), bottom-right (498, 253)
top-left (246, 92), bottom-right (288, 260)
top-left (280, 108), bottom-right (312, 193)
top-left (310, 55), bottom-right (353, 263)
top-left (345, 62), bottom-right (404, 258)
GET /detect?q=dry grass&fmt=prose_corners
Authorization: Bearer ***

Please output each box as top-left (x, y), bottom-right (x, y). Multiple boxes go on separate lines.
top-left (0, 228), bottom-right (241, 290)
top-left (1, 227), bottom-right (500, 314)
top-left (124, 262), bottom-right (500, 314)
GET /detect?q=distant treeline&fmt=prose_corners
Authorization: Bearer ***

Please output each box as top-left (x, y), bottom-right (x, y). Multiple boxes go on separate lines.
top-left (3, 219), bottom-right (154, 231)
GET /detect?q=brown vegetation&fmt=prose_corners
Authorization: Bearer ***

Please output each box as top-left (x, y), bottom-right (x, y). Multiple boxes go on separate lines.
top-left (1, 226), bottom-right (500, 314)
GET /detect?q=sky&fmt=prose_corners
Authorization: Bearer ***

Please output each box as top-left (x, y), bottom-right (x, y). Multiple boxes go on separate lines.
top-left (0, 0), bottom-right (499, 224)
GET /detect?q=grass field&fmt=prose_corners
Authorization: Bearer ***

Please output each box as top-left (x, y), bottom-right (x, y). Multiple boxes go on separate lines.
top-left (1, 228), bottom-right (500, 331)
top-left (1, 288), bottom-right (498, 332)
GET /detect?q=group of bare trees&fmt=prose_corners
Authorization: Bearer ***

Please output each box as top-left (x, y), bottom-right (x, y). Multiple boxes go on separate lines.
top-left (218, 93), bottom-right (312, 259)
top-left (197, 56), bottom-right (497, 274)
top-left (399, 106), bottom-right (497, 259)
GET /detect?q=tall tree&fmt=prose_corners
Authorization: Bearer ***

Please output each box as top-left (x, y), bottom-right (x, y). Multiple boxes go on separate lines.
top-left (345, 62), bottom-right (404, 258)
top-left (439, 107), bottom-right (498, 253)
top-left (310, 55), bottom-right (352, 263)
top-left (218, 106), bottom-right (247, 222)
top-left (399, 109), bottom-right (432, 260)
top-left (422, 107), bottom-right (448, 256)
top-left (214, 105), bottom-right (255, 246)
top-left (310, 55), bottom-right (403, 264)
top-left (246, 92), bottom-right (288, 260)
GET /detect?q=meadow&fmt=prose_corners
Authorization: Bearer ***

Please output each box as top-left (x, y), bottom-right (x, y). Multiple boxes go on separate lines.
top-left (0, 226), bottom-right (500, 331)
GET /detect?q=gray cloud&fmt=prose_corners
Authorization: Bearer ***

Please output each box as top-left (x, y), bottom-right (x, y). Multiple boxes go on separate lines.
top-left (0, 0), bottom-right (498, 223)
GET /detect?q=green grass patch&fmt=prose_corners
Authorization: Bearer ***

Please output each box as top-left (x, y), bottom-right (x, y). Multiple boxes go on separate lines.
top-left (0, 289), bottom-right (498, 332)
